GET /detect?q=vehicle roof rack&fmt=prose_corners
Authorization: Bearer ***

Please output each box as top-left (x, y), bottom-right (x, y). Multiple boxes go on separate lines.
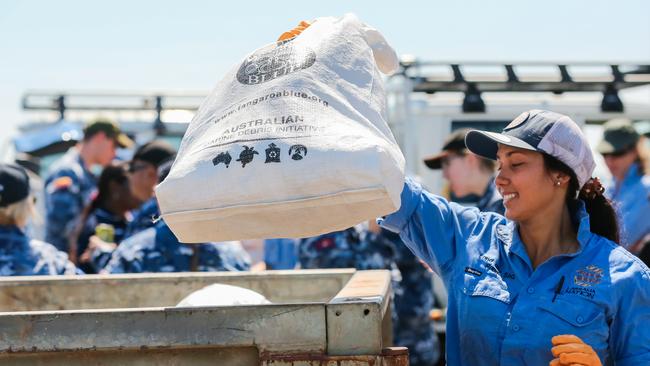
top-left (396, 61), bottom-right (650, 113)
top-left (21, 91), bottom-right (205, 134)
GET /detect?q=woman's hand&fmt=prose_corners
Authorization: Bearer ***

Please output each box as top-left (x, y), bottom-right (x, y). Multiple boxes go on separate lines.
top-left (278, 21), bottom-right (310, 41)
top-left (550, 334), bottom-right (602, 366)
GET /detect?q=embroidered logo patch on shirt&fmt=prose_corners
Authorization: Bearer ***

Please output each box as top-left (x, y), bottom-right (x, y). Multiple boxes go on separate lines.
top-left (573, 265), bottom-right (604, 287)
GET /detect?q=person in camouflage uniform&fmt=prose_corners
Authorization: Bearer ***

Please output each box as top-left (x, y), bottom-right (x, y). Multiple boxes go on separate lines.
top-left (124, 141), bottom-right (176, 238)
top-left (103, 219), bottom-right (251, 273)
top-left (298, 224), bottom-right (440, 366)
top-left (124, 195), bottom-right (159, 239)
top-left (387, 230), bottom-right (440, 366)
top-left (0, 163), bottom-right (80, 276)
top-left (298, 225), bottom-right (400, 272)
top-left (76, 163), bottom-right (142, 273)
top-left (44, 119), bottom-right (133, 253)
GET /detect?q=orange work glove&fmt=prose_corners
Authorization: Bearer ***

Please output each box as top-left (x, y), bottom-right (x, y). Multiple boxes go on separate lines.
top-left (549, 334), bottom-right (602, 366)
top-left (277, 20), bottom-right (311, 41)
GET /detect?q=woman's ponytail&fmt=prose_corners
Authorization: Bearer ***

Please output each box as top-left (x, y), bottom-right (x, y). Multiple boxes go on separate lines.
top-left (578, 178), bottom-right (620, 244)
top-left (543, 154), bottom-right (620, 244)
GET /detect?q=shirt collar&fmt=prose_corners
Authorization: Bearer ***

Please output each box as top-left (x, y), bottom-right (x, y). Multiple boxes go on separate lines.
top-left (501, 201), bottom-right (594, 267)
top-left (0, 224), bottom-right (24, 236)
top-left (70, 148), bottom-right (96, 179)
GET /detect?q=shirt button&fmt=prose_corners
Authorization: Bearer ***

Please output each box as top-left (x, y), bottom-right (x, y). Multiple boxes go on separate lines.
top-left (512, 324), bottom-right (520, 332)
top-left (576, 316), bottom-right (584, 324)
top-left (527, 287), bottom-right (534, 294)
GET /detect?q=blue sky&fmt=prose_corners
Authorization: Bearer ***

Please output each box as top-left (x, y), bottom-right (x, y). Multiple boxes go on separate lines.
top-left (1, 0), bottom-right (649, 141)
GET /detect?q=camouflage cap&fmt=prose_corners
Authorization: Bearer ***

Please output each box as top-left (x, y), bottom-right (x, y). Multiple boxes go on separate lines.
top-left (423, 129), bottom-right (471, 170)
top-left (597, 118), bottom-right (640, 155)
top-left (83, 118), bottom-right (134, 148)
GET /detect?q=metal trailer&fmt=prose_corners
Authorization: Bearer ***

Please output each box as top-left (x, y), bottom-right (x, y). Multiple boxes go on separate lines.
top-left (0, 269), bottom-right (407, 366)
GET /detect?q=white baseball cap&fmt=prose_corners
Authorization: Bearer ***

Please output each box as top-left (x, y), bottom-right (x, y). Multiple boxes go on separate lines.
top-left (464, 110), bottom-right (596, 188)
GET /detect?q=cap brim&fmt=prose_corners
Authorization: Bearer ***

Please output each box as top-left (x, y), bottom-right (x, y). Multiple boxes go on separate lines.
top-left (116, 133), bottom-right (134, 148)
top-left (596, 140), bottom-right (616, 155)
top-left (423, 151), bottom-right (450, 169)
top-left (465, 130), bottom-right (537, 160)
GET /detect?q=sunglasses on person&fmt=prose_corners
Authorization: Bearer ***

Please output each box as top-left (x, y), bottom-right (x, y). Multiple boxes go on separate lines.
top-left (440, 150), bottom-right (467, 168)
top-left (128, 162), bottom-right (150, 173)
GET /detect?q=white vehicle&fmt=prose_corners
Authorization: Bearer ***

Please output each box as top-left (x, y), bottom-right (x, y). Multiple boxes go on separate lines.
top-left (384, 61), bottom-right (650, 194)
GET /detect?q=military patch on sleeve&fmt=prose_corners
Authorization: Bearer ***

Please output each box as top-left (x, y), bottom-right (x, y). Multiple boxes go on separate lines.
top-left (49, 176), bottom-right (73, 191)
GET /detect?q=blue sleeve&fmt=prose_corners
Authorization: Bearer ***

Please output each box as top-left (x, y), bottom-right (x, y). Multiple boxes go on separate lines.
top-left (609, 260), bottom-right (650, 366)
top-left (45, 176), bottom-right (83, 252)
top-left (379, 177), bottom-right (491, 275)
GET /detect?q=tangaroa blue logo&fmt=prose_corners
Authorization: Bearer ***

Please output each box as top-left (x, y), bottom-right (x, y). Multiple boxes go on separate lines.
top-left (237, 41), bottom-right (316, 85)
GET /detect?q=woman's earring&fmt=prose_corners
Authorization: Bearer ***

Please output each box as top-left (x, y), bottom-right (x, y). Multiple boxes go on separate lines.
top-left (556, 181), bottom-right (561, 186)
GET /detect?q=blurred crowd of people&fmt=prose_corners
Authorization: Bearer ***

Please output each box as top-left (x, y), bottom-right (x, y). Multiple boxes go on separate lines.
top-left (1, 115), bottom-right (648, 366)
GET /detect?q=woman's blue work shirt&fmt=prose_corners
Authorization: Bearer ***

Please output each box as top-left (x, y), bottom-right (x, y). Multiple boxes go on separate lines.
top-left (379, 178), bottom-right (650, 366)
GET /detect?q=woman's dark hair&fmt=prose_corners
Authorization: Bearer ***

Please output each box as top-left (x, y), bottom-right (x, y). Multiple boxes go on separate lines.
top-left (72, 162), bottom-right (131, 249)
top-left (543, 154), bottom-right (620, 244)
top-left (90, 162), bottom-right (130, 212)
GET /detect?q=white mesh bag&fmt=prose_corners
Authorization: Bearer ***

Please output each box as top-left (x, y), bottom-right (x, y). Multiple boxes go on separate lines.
top-left (156, 14), bottom-right (405, 242)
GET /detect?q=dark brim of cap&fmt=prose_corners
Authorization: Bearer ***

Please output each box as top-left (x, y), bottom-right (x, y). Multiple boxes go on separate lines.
top-left (465, 130), bottom-right (538, 160)
top-left (423, 151), bottom-right (451, 169)
top-left (116, 133), bottom-right (134, 148)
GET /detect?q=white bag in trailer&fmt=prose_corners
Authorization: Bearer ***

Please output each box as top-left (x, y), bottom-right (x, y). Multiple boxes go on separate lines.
top-left (156, 14), bottom-right (405, 242)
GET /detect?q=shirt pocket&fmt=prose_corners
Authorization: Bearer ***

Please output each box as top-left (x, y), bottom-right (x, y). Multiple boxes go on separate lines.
top-left (537, 299), bottom-right (609, 352)
top-left (462, 269), bottom-right (512, 304)
top-left (538, 299), bottom-right (603, 327)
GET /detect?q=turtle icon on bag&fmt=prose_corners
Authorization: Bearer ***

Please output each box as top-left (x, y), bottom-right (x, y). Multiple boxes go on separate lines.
top-left (237, 146), bottom-right (259, 167)
top-left (289, 144), bottom-right (308, 160)
top-left (212, 152), bottom-right (232, 168)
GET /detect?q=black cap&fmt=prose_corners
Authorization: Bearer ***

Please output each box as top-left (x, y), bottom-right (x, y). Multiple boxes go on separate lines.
top-left (132, 140), bottom-right (176, 168)
top-left (157, 159), bottom-right (174, 183)
top-left (423, 129), bottom-right (470, 169)
top-left (0, 164), bottom-right (30, 208)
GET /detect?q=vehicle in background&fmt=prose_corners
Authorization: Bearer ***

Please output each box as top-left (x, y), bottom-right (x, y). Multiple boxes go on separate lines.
top-left (385, 61), bottom-right (650, 194)
top-left (4, 92), bottom-right (204, 174)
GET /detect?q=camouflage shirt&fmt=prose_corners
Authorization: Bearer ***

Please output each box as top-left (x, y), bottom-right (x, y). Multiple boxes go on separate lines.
top-left (0, 225), bottom-right (80, 276)
top-left (104, 220), bottom-right (251, 273)
top-left (44, 148), bottom-right (97, 252)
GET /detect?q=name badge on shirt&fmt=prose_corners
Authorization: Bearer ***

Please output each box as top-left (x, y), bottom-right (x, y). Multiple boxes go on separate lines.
top-left (465, 267), bottom-right (483, 277)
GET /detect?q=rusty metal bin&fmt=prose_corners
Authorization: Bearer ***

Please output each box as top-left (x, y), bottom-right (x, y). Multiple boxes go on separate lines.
top-left (0, 269), bottom-right (407, 365)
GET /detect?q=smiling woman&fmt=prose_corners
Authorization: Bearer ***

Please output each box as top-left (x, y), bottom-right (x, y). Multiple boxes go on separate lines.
top-left (379, 109), bottom-right (650, 366)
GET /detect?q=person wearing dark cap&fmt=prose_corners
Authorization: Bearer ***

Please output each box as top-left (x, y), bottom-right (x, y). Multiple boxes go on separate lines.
top-left (0, 164), bottom-right (80, 276)
top-left (124, 140), bottom-right (176, 238)
top-left (597, 118), bottom-right (650, 253)
top-left (379, 110), bottom-right (649, 365)
top-left (424, 128), bottom-right (503, 214)
top-left (43, 118), bottom-right (133, 258)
